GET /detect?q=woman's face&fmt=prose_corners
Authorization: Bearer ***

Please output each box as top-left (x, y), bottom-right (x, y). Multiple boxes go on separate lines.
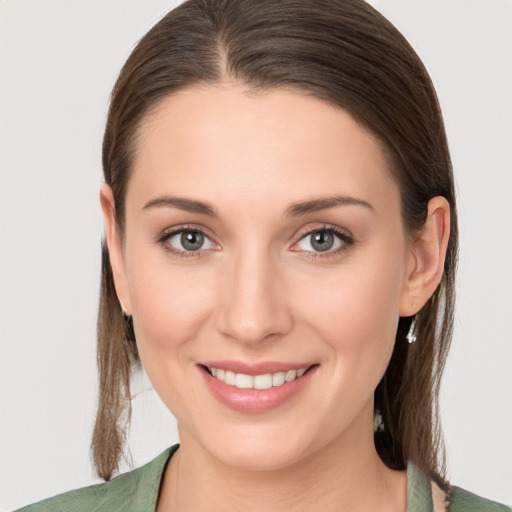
top-left (115, 84), bottom-right (417, 470)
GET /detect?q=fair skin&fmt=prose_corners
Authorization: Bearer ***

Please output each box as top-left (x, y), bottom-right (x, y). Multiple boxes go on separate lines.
top-left (101, 83), bottom-right (450, 512)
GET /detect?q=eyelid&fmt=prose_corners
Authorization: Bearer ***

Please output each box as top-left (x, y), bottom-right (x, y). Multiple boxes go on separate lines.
top-left (290, 223), bottom-right (355, 256)
top-left (156, 222), bottom-right (354, 258)
top-left (156, 224), bottom-right (220, 257)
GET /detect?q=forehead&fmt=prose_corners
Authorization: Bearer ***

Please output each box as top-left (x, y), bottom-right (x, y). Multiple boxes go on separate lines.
top-left (128, 84), bottom-right (399, 215)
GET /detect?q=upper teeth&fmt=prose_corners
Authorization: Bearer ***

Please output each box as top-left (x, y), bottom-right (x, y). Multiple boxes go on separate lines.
top-left (208, 366), bottom-right (308, 390)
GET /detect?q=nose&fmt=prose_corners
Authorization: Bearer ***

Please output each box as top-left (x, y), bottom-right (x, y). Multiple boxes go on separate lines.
top-left (216, 244), bottom-right (293, 346)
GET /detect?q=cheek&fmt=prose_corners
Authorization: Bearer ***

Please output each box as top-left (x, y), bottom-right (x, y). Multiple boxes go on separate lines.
top-left (126, 248), bottom-right (217, 358)
top-left (125, 252), bottom-right (219, 421)
top-left (296, 250), bottom-right (405, 373)
top-left (304, 257), bottom-right (402, 318)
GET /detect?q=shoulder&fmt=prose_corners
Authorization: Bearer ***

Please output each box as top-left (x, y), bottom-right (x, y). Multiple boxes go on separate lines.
top-left (14, 445), bottom-right (178, 512)
top-left (448, 486), bottom-right (511, 512)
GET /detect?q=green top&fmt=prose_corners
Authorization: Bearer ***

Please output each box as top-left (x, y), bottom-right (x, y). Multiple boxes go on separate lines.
top-left (16, 444), bottom-right (511, 512)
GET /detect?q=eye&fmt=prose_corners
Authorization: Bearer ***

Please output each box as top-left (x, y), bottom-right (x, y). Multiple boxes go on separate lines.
top-left (161, 228), bottom-right (218, 254)
top-left (293, 226), bottom-right (353, 254)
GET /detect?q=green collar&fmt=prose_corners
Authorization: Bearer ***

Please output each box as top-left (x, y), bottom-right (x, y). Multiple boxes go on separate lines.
top-left (407, 462), bottom-right (434, 512)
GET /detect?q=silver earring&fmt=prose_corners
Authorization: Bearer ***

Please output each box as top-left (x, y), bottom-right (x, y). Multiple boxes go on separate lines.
top-left (374, 409), bottom-right (384, 433)
top-left (406, 316), bottom-right (417, 344)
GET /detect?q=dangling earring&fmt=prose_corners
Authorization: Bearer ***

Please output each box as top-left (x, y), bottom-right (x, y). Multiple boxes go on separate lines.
top-left (374, 408), bottom-right (385, 433)
top-left (406, 316), bottom-right (417, 344)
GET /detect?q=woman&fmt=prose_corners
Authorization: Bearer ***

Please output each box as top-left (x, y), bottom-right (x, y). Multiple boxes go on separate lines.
top-left (14, 0), bottom-right (510, 511)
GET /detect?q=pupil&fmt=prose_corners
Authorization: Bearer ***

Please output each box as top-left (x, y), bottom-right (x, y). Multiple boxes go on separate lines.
top-left (311, 231), bottom-right (333, 252)
top-left (181, 231), bottom-right (204, 251)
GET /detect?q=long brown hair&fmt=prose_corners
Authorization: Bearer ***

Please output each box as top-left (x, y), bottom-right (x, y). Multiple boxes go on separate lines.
top-left (92, 0), bottom-right (458, 484)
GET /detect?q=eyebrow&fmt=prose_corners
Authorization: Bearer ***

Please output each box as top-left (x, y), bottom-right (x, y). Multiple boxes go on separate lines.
top-left (143, 196), bottom-right (217, 216)
top-left (142, 194), bottom-right (374, 217)
top-left (286, 195), bottom-right (374, 216)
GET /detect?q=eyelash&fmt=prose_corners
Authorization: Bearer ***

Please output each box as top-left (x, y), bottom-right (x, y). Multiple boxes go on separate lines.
top-left (157, 224), bottom-right (355, 259)
top-left (157, 224), bottom-right (217, 258)
top-left (292, 224), bottom-right (355, 259)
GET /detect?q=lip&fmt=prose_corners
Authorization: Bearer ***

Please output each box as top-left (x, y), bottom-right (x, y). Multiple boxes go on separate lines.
top-left (198, 361), bottom-right (319, 413)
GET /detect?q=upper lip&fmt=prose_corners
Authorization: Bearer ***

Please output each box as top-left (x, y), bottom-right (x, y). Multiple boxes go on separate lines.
top-left (199, 360), bottom-right (317, 375)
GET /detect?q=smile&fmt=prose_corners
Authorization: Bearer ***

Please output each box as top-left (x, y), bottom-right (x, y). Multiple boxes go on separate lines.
top-left (199, 361), bottom-right (319, 412)
top-left (207, 366), bottom-right (308, 390)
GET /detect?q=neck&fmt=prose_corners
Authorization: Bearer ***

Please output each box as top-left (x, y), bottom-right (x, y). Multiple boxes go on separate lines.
top-left (158, 414), bottom-right (406, 512)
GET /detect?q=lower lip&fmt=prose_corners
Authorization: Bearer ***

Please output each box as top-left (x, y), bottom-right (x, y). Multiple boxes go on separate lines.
top-left (199, 366), bottom-right (318, 413)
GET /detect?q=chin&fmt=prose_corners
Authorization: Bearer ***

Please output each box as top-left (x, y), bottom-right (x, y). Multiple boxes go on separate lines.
top-left (211, 438), bottom-right (309, 472)
top-left (185, 417), bottom-right (326, 472)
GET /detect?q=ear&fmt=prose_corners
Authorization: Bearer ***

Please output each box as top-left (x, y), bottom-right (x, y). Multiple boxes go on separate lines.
top-left (399, 196), bottom-right (451, 316)
top-left (99, 183), bottom-right (132, 315)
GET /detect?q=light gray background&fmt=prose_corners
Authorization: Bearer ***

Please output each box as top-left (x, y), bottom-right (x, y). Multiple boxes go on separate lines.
top-left (1, 0), bottom-right (510, 509)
